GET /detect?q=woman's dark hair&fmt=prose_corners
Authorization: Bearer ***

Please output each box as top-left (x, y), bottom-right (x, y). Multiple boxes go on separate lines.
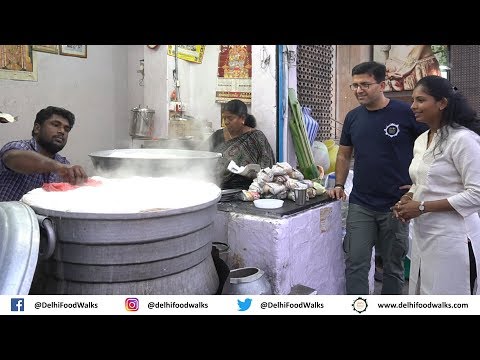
top-left (351, 61), bottom-right (386, 84)
top-left (414, 75), bottom-right (480, 155)
top-left (32, 106), bottom-right (75, 136)
top-left (223, 99), bottom-right (256, 128)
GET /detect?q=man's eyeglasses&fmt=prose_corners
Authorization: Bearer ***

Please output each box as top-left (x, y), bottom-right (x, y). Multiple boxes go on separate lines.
top-left (349, 82), bottom-right (378, 91)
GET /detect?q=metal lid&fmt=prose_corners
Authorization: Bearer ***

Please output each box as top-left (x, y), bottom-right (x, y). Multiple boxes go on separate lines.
top-left (131, 105), bottom-right (155, 113)
top-left (0, 201), bottom-right (40, 294)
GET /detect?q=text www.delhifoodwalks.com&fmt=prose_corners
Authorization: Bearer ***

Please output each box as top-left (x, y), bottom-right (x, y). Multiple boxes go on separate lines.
top-left (377, 301), bottom-right (468, 310)
top-left (34, 301), bottom-right (98, 309)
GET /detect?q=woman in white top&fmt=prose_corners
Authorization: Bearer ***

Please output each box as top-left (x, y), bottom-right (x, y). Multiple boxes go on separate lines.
top-left (394, 75), bottom-right (480, 294)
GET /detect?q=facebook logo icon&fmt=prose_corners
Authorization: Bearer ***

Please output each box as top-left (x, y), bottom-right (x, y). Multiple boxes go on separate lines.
top-left (11, 298), bottom-right (24, 312)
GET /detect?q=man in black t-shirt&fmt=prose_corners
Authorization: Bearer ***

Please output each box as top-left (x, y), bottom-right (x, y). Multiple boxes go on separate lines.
top-left (328, 61), bottom-right (427, 295)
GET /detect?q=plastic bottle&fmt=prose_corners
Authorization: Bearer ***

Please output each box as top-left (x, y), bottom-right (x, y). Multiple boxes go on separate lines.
top-left (327, 173), bottom-right (336, 188)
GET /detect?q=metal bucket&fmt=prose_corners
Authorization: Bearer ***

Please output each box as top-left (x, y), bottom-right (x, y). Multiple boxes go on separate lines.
top-left (0, 202), bottom-right (40, 294)
top-left (221, 267), bottom-right (273, 295)
top-left (130, 105), bottom-right (155, 138)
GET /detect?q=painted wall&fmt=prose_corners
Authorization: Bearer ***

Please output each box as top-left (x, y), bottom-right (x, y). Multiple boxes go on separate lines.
top-left (127, 45), bottom-right (145, 144)
top-left (0, 45), bottom-right (129, 175)
top-left (0, 45), bottom-right (277, 176)
top-left (213, 201), bottom-right (347, 294)
top-left (335, 45), bottom-right (372, 132)
top-left (251, 45), bottom-right (277, 156)
top-left (143, 46), bottom-right (169, 140)
top-left (144, 45), bottom-right (277, 151)
top-left (285, 45), bottom-right (298, 167)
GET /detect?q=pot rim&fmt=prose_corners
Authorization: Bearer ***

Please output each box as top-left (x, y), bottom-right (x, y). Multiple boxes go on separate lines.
top-left (229, 267), bottom-right (264, 284)
top-left (24, 192), bottom-right (220, 220)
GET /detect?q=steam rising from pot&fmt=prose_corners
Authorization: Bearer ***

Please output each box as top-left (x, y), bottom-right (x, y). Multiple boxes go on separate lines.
top-left (88, 148), bottom-right (222, 185)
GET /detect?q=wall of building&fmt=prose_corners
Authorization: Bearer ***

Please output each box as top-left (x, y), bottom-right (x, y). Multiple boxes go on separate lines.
top-left (155, 45), bottom-right (278, 153)
top-left (0, 45), bottom-right (129, 175)
top-left (4, 45), bottom-right (476, 179)
top-left (335, 45), bottom-right (371, 137)
top-left (450, 45), bottom-right (480, 114)
top-left (1, 45), bottom-right (278, 177)
top-left (127, 45), bottom-right (145, 145)
top-left (335, 45), bottom-right (480, 128)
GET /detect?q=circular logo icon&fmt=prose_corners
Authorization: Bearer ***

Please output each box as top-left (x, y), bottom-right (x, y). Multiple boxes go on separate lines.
top-left (352, 297), bottom-right (368, 313)
top-left (384, 123), bottom-right (400, 138)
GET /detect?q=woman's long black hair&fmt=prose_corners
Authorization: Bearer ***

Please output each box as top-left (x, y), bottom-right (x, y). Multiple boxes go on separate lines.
top-left (414, 75), bottom-right (480, 155)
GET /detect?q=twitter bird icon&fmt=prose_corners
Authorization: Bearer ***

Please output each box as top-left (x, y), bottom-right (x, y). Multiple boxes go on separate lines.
top-left (237, 298), bottom-right (252, 311)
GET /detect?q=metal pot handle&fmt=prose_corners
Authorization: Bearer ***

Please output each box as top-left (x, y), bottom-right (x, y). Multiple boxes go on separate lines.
top-left (36, 215), bottom-right (56, 260)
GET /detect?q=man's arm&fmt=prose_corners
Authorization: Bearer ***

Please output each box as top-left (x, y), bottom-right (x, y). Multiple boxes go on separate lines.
top-left (3, 150), bottom-right (62, 174)
top-left (334, 145), bottom-right (353, 186)
top-left (327, 145), bottom-right (353, 201)
top-left (3, 150), bottom-right (88, 185)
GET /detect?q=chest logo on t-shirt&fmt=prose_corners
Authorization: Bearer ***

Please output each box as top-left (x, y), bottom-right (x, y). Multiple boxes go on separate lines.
top-left (384, 123), bottom-right (400, 138)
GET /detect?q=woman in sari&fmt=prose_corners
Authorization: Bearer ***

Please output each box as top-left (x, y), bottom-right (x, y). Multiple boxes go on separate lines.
top-left (207, 99), bottom-right (275, 189)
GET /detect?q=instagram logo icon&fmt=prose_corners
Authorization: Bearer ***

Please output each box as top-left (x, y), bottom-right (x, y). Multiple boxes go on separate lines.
top-left (125, 297), bottom-right (139, 311)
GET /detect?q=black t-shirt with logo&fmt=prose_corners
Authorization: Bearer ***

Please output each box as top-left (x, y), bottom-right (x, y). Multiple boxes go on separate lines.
top-left (340, 99), bottom-right (428, 212)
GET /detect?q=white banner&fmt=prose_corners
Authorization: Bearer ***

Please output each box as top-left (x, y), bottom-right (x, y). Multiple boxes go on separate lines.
top-left (1, 295), bottom-right (478, 315)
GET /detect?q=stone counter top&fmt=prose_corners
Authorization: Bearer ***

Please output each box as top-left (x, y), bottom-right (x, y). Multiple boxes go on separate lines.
top-left (217, 192), bottom-right (334, 219)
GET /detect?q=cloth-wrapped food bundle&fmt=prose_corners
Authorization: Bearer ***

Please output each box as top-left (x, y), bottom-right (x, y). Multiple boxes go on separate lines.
top-left (239, 161), bottom-right (326, 202)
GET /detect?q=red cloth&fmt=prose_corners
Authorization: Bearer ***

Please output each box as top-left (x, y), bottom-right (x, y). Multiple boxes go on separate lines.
top-left (42, 178), bottom-right (102, 192)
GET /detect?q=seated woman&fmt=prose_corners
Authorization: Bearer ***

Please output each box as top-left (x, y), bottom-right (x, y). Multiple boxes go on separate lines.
top-left (206, 99), bottom-right (275, 189)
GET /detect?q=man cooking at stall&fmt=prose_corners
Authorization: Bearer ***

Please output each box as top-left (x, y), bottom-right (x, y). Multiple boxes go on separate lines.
top-left (0, 105), bottom-right (88, 201)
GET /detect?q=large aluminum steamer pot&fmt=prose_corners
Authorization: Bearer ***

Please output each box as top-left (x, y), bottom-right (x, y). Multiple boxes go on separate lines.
top-left (0, 201), bottom-right (40, 294)
top-left (89, 148), bottom-right (222, 178)
top-left (28, 190), bottom-right (221, 295)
